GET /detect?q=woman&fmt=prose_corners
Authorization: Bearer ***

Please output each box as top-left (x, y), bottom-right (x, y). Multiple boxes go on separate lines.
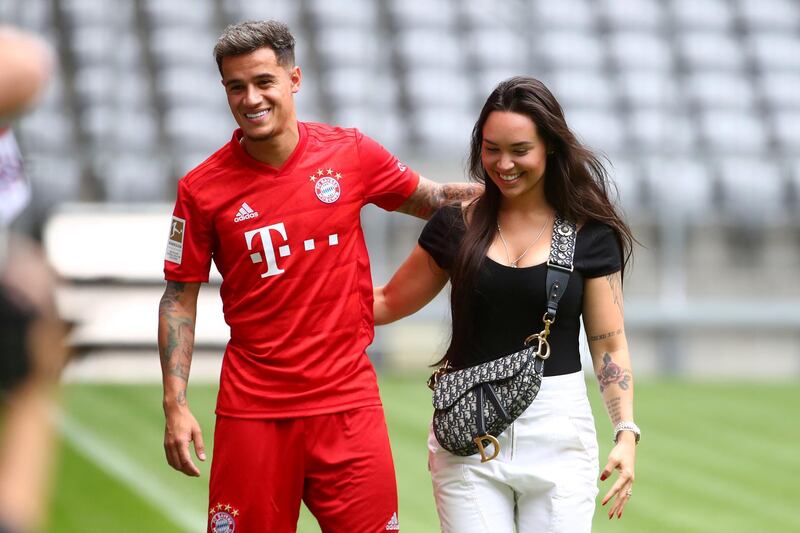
top-left (374, 77), bottom-right (637, 532)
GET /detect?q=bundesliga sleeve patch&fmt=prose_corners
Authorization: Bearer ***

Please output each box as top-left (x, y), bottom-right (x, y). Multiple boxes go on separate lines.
top-left (165, 215), bottom-right (185, 264)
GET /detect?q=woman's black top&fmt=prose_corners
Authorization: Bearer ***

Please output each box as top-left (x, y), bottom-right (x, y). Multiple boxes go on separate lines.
top-left (418, 204), bottom-right (622, 376)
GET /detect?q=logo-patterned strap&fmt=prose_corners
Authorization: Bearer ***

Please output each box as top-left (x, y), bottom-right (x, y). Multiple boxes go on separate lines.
top-left (548, 215), bottom-right (577, 270)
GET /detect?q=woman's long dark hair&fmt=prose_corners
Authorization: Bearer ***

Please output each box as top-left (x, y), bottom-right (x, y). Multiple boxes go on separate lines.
top-left (441, 76), bottom-right (634, 366)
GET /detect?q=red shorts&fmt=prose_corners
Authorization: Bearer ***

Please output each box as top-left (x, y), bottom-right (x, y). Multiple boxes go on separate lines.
top-left (208, 406), bottom-right (400, 533)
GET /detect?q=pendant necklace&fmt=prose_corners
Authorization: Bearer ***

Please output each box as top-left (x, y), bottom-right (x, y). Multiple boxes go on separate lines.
top-left (496, 214), bottom-right (551, 268)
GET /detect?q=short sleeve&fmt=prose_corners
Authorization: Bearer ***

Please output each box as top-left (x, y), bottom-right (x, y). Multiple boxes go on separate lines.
top-left (163, 179), bottom-right (213, 282)
top-left (356, 131), bottom-right (420, 211)
top-left (418, 205), bottom-right (464, 270)
top-left (577, 222), bottom-right (622, 278)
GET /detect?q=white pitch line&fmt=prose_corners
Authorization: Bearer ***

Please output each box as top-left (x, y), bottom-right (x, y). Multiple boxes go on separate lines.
top-left (56, 411), bottom-right (206, 532)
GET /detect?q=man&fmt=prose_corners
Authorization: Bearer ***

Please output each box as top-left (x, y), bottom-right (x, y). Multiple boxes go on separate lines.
top-left (0, 26), bottom-right (67, 533)
top-left (158, 20), bottom-right (479, 533)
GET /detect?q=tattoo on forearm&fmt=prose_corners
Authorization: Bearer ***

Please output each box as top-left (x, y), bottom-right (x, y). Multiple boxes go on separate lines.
top-left (589, 328), bottom-right (623, 342)
top-left (605, 397), bottom-right (622, 425)
top-left (176, 389), bottom-right (187, 406)
top-left (398, 181), bottom-right (482, 220)
top-left (441, 183), bottom-right (482, 203)
top-left (597, 352), bottom-right (632, 393)
top-left (159, 281), bottom-right (194, 382)
top-left (606, 273), bottom-right (623, 314)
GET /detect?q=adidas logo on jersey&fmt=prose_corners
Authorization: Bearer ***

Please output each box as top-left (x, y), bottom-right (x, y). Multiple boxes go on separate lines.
top-left (385, 512), bottom-right (399, 531)
top-left (234, 202), bottom-right (259, 223)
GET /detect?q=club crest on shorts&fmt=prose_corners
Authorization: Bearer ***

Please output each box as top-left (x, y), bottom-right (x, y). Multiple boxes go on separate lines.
top-left (209, 502), bottom-right (238, 533)
top-left (309, 168), bottom-right (342, 204)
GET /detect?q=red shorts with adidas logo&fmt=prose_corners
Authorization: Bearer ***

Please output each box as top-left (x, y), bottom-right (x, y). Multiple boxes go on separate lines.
top-left (208, 405), bottom-right (400, 532)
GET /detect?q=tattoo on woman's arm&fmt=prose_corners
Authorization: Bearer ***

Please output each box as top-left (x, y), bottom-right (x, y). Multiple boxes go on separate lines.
top-left (606, 273), bottom-right (623, 314)
top-left (605, 397), bottom-right (622, 425)
top-left (597, 352), bottom-right (632, 393)
top-left (588, 328), bottom-right (623, 342)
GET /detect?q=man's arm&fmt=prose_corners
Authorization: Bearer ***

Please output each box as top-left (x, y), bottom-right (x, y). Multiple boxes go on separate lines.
top-left (158, 281), bottom-right (205, 477)
top-left (395, 176), bottom-right (483, 220)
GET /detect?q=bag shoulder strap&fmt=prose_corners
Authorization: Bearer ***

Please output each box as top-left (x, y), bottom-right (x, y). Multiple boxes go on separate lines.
top-left (545, 215), bottom-right (577, 320)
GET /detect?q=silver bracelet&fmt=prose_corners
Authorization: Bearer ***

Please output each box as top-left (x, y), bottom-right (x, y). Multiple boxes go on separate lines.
top-left (613, 421), bottom-right (640, 444)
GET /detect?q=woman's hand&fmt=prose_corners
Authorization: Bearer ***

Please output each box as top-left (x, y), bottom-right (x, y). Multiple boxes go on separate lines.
top-left (600, 431), bottom-right (636, 519)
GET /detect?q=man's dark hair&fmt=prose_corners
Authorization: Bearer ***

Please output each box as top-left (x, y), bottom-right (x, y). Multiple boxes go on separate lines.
top-left (213, 20), bottom-right (295, 76)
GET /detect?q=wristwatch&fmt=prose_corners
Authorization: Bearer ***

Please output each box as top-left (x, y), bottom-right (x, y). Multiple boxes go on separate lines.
top-left (613, 421), bottom-right (640, 444)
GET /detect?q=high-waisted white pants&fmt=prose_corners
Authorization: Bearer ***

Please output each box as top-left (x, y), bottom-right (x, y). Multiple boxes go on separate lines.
top-left (428, 371), bottom-right (599, 533)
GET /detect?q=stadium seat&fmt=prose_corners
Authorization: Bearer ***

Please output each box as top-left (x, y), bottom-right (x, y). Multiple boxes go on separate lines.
top-left (747, 32), bottom-right (800, 71)
top-left (405, 68), bottom-right (475, 108)
top-left (308, 0), bottom-right (377, 27)
top-left (397, 29), bottom-right (464, 69)
top-left (163, 108), bottom-right (236, 153)
top-left (149, 26), bottom-right (218, 68)
top-left (758, 71), bottom-right (800, 109)
top-left (142, 0), bottom-right (215, 28)
top-left (537, 31), bottom-right (605, 69)
top-left (316, 27), bottom-right (388, 68)
top-left (605, 157), bottom-right (645, 214)
top-left (98, 154), bottom-right (169, 202)
top-left (530, 0), bottom-right (597, 29)
top-left (224, 0), bottom-right (300, 28)
top-left (324, 68), bottom-right (399, 108)
top-left (627, 109), bottom-right (698, 154)
top-left (716, 157), bottom-right (787, 216)
top-left (155, 67), bottom-right (225, 107)
top-left (332, 106), bottom-right (406, 150)
top-left (565, 108), bottom-right (627, 154)
top-left (412, 107), bottom-right (474, 153)
top-left (617, 71), bottom-right (679, 108)
top-left (736, 0), bottom-right (800, 32)
top-left (546, 69), bottom-right (617, 109)
top-left (608, 32), bottom-right (674, 71)
top-left (771, 112), bottom-right (800, 152)
top-left (643, 157), bottom-right (715, 217)
top-left (460, 0), bottom-right (515, 29)
top-left (677, 30), bottom-right (746, 71)
top-left (600, 0), bottom-right (664, 30)
top-left (389, 0), bottom-right (457, 28)
top-left (685, 71), bottom-right (757, 109)
top-left (669, 0), bottom-right (734, 31)
top-left (467, 28), bottom-right (530, 70)
top-left (699, 110), bottom-right (768, 154)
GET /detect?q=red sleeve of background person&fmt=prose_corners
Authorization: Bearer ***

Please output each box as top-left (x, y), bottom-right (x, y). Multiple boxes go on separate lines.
top-left (356, 131), bottom-right (420, 211)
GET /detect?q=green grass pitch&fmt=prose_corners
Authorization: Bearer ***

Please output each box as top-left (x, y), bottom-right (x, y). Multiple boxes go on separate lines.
top-left (47, 377), bottom-right (800, 532)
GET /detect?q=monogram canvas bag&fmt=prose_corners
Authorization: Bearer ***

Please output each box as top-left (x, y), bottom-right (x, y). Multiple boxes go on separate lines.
top-left (428, 215), bottom-right (577, 461)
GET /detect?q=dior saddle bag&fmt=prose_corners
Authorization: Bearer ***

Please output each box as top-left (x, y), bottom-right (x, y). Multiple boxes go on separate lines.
top-left (428, 215), bottom-right (577, 462)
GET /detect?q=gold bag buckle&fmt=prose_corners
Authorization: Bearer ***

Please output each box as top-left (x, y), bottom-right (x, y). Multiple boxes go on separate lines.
top-left (474, 434), bottom-right (501, 463)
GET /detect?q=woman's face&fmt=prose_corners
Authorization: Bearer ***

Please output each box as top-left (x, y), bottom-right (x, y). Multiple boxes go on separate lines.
top-left (481, 111), bottom-right (549, 203)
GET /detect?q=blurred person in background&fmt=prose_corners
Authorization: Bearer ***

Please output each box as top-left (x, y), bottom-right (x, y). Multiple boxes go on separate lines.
top-left (158, 20), bottom-right (479, 533)
top-left (374, 77), bottom-right (639, 532)
top-left (0, 26), bottom-right (68, 533)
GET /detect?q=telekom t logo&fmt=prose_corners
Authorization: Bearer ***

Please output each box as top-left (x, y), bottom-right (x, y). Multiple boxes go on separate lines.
top-left (244, 222), bottom-right (339, 278)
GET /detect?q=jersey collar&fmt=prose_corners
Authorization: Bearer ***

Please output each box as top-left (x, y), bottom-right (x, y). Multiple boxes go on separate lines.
top-left (230, 122), bottom-right (308, 177)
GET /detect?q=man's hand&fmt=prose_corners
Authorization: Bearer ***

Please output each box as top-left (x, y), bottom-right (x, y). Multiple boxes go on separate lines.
top-left (163, 400), bottom-right (206, 477)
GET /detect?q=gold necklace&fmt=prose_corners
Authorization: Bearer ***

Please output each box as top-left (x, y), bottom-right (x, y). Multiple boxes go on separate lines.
top-left (496, 214), bottom-right (550, 268)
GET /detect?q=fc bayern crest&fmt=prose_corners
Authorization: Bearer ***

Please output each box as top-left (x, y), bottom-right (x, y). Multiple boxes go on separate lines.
top-left (310, 168), bottom-right (343, 204)
top-left (211, 511), bottom-right (236, 533)
top-left (209, 503), bottom-right (239, 533)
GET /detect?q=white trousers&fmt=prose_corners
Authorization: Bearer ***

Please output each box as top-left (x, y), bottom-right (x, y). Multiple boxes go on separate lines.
top-left (428, 371), bottom-right (599, 533)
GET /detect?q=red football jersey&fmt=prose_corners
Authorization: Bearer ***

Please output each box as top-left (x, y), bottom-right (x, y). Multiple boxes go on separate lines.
top-left (164, 122), bottom-right (420, 418)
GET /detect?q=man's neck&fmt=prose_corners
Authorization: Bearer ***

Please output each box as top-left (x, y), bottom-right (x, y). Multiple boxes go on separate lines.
top-left (241, 121), bottom-right (300, 168)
